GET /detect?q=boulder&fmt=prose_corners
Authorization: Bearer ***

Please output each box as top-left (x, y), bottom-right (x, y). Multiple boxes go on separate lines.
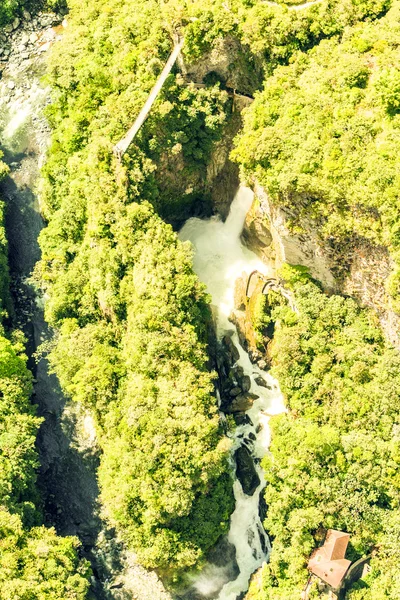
top-left (234, 274), bottom-right (247, 311)
top-left (233, 365), bottom-right (244, 379)
top-left (254, 374), bottom-right (271, 389)
top-left (235, 445), bottom-right (260, 496)
top-left (222, 334), bottom-right (240, 363)
top-left (229, 386), bottom-right (241, 397)
top-left (241, 197), bottom-right (273, 259)
top-left (241, 375), bottom-right (251, 392)
top-left (259, 491), bottom-right (268, 522)
top-left (225, 392), bottom-right (258, 413)
top-left (233, 413), bottom-right (253, 426)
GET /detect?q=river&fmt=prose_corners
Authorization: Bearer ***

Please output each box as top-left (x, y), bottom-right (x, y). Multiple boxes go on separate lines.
top-left (179, 186), bottom-right (285, 600)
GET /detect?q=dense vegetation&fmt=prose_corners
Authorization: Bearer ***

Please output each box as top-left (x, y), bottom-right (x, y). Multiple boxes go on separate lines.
top-left (33, 0), bottom-right (400, 583)
top-left (233, 0), bottom-right (400, 311)
top-left (246, 265), bottom-right (400, 599)
top-left (180, 0), bottom-right (389, 70)
top-left (0, 159), bottom-right (90, 598)
top-left (37, 0), bottom-right (235, 575)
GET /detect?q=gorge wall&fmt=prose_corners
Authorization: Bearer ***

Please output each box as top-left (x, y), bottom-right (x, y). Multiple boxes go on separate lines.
top-left (241, 183), bottom-right (400, 349)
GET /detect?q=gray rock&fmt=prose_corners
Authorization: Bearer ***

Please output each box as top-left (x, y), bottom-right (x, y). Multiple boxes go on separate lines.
top-left (254, 375), bottom-right (271, 388)
top-left (241, 375), bottom-right (251, 392)
top-left (12, 18), bottom-right (20, 31)
top-left (233, 413), bottom-right (253, 426)
top-left (222, 334), bottom-right (240, 364)
top-left (229, 386), bottom-right (241, 397)
top-left (30, 32), bottom-right (38, 43)
top-left (235, 445), bottom-right (260, 496)
top-left (7, 80), bottom-right (15, 89)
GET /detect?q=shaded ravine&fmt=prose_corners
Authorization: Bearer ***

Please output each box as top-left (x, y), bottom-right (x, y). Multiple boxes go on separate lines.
top-left (0, 33), bottom-right (108, 600)
top-left (179, 187), bottom-right (285, 600)
top-left (0, 20), bottom-right (172, 600)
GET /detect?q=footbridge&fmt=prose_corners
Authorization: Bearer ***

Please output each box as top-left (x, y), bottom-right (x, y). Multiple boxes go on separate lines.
top-left (113, 38), bottom-right (184, 159)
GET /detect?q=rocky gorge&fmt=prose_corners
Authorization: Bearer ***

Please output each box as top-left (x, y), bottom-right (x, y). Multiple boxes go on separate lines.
top-left (2, 3), bottom-right (398, 599)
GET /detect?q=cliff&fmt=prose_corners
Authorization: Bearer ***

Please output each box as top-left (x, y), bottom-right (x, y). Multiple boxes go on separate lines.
top-left (241, 182), bottom-right (400, 348)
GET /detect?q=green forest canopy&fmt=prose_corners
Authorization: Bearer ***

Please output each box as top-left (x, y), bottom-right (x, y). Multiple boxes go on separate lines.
top-left (0, 159), bottom-right (90, 599)
top-left (38, 0), bottom-right (237, 575)
top-left (1, 0), bottom-right (398, 590)
top-left (233, 0), bottom-right (400, 311)
top-left (246, 266), bottom-right (400, 599)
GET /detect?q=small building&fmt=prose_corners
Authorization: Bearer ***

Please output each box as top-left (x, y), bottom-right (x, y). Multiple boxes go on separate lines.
top-left (308, 530), bottom-right (352, 590)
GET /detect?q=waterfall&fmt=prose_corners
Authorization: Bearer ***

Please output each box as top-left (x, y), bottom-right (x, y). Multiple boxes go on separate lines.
top-left (179, 186), bottom-right (285, 600)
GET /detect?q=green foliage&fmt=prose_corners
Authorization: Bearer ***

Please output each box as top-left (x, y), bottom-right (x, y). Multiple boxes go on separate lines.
top-left (181, 0), bottom-right (390, 71)
top-left (0, 333), bottom-right (38, 519)
top-left (0, 509), bottom-right (91, 599)
top-left (233, 1), bottom-right (400, 307)
top-left (0, 156), bottom-right (11, 314)
top-left (0, 1), bottom-right (59, 27)
top-left (35, 0), bottom-right (397, 582)
top-left (38, 0), bottom-right (235, 574)
top-left (0, 180), bottom-right (90, 593)
top-left (251, 267), bottom-right (400, 597)
top-left (0, 0), bottom-right (19, 26)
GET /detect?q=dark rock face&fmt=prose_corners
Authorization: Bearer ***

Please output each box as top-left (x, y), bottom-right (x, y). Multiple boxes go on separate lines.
top-left (235, 445), bottom-right (261, 496)
top-left (254, 374), bottom-right (270, 389)
top-left (229, 386), bottom-right (242, 397)
top-left (258, 490), bottom-right (268, 522)
top-left (241, 211), bottom-right (273, 259)
top-left (241, 375), bottom-right (251, 392)
top-left (222, 334), bottom-right (240, 363)
top-left (233, 413), bottom-right (253, 426)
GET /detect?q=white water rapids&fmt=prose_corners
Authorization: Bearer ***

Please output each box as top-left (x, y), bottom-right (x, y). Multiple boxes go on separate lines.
top-left (179, 186), bottom-right (285, 600)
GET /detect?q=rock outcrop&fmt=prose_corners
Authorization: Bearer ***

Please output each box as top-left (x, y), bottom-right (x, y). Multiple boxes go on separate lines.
top-left (178, 36), bottom-right (261, 97)
top-left (155, 90), bottom-right (248, 227)
top-left (243, 184), bottom-right (337, 291)
top-left (0, 12), bottom-right (65, 82)
top-left (234, 445), bottom-right (260, 496)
